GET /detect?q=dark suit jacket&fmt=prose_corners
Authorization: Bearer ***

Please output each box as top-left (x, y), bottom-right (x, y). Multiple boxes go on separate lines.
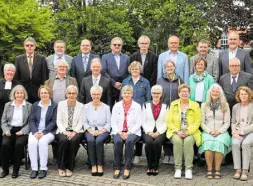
top-left (70, 53), bottom-right (99, 88)
top-left (102, 52), bottom-right (130, 97)
top-left (79, 75), bottom-right (111, 106)
top-left (219, 71), bottom-right (253, 109)
top-left (29, 101), bottom-right (57, 135)
top-left (130, 50), bottom-right (158, 86)
top-left (219, 48), bottom-right (252, 77)
top-left (14, 53), bottom-right (49, 103)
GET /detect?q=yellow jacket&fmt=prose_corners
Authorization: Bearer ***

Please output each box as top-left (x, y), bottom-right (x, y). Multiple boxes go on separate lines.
top-left (166, 99), bottom-right (202, 146)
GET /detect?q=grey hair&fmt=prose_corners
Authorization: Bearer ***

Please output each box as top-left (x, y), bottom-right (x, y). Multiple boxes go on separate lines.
top-left (55, 59), bottom-right (69, 70)
top-left (138, 35), bottom-right (150, 45)
top-left (229, 57), bottom-right (241, 65)
top-left (121, 85), bottom-right (134, 94)
top-left (204, 83), bottom-right (228, 112)
top-left (110, 37), bottom-right (123, 46)
top-left (90, 85), bottom-right (103, 95)
top-left (128, 61), bottom-right (143, 74)
top-left (66, 85), bottom-right (78, 96)
top-left (9, 85), bottom-right (28, 101)
top-left (90, 58), bottom-right (102, 66)
top-left (4, 63), bottom-right (16, 72)
top-left (24, 37), bottom-right (36, 45)
top-left (151, 85), bottom-right (163, 93)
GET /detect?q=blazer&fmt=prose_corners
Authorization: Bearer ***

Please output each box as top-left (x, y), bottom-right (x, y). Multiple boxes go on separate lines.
top-left (219, 71), bottom-right (253, 108)
top-left (130, 50), bottom-right (158, 86)
top-left (29, 101), bottom-right (57, 135)
top-left (219, 48), bottom-right (252, 77)
top-left (70, 53), bottom-right (99, 88)
top-left (56, 100), bottom-right (84, 134)
top-left (166, 99), bottom-right (201, 146)
top-left (142, 102), bottom-right (167, 134)
top-left (111, 100), bottom-right (142, 136)
top-left (232, 102), bottom-right (253, 134)
top-left (1, 101), bottom-right (32, 135)
top-left (190, 53), bottom-right (219, 82)
top-left (157, 50), bottom-right (189, 83)
top-left (201, 102), bottom-right (230, 134)
top-left (14, 53), bottom-right (49, 103)
top-left (44, 75), bottom-right (77, 91)
top-left (46, 54), bottom-right (73, 78)
top-left (79, 75), bottom-right (111, 106)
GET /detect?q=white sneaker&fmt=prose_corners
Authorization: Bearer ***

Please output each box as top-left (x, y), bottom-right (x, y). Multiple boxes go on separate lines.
top-left (174, 169), bottom-right (181, 179)
top-left (133, 156), bottom-right (140, 164)
top-left (168, 156), bottom-right (174, 165)
top-left (185, 169), bottom-right (193, 180)
top-left (162, 155), bottom-right (169, 164)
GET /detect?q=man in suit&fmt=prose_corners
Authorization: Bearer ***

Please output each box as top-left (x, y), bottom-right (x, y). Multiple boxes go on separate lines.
top-left (79, 58), bottom-right (111, 106)
top-left (190, 39), bottom-right (219, 82)
top-left (14, 37), bottom-right (48, 103)
top-left (46, 40), bottom-right (73, 78)
top-left (130, 35), bottom-right (158, 86)
top-left (102, 37), bottom-right (130, 108)
top-left (157, 35), bottom-right (189, 83)
top-left (219, 57), bottom-right (253, 111)
top-left (219, 32), bottom-right (252, 77)
top-left (70, 39), bottom-right (98, 88)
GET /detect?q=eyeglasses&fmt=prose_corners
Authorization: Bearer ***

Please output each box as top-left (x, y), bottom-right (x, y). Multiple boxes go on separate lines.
top-left (67, 92), bottom-right (76, 95)
top-left (40, 92), bottom-right (49, 95)
top-left (81, 45), bottom-right (90, 47)
top-left (25, 44), bottom-right (34, 47)
top-left (140, 43), bottom-right (149, 45)
top-left (58, 66), bottom-right (67, 68)
top-left (92, 93), bottom-right (101, 96)
top-left (152, 92), bottom-right (161, 95)
top-left (131, 68), bottom-right (140, 71)
top-left (113, 44), bottom-right (121, 47)
top-left (229, 65), bottom-right (240, 68)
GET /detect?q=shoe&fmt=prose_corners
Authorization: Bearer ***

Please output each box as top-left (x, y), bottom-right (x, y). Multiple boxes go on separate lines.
top-left (133, 156), bottom-right (140, 164)
top-left (97, 172), bottom-right (103, 176)
top-left (11, 172), bottom-right (19, 178)
top-left (58, 169), bottom-right (66, 177)
top-left (123, 170), bottom-right (130, 180)
top-left (240, 171), bottom-right (248, 181)
top-left (30, 171), bottom-right (38, 179)
top-left (174, 169), bottom-right (181, 179)
top-left (153, 170), bottom-right (158, 176)
top-left (66, 170), bottom-right (73, 177)
top-left (38, 170), bottom-right (47, 179)
top-left (91, 172), bottom-right (97, 176)
top-left (113, 170), bottom-right (120, 179)
top-left (162, 155), bottom-right (169, 164)
top-left (185, 169), bottom-right (193, 180)
top-left (206, 170), bottom-right (213, 179)
top-left (233, 170), bottom-right (241, 180)
top-left (0, 171), bottom-right (9, 178)
top-left (146, 169), bottom-right (153, 176)
top-left (168, 156), bottom-right (174, 165)
top-left (214, 170), bottom-right (221, 179)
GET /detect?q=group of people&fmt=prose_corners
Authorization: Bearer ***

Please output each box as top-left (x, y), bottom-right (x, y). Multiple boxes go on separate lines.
top-left (0, 31), bottom-right (252, 181)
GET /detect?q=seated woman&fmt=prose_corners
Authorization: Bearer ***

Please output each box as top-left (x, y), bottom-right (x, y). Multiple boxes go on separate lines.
top-left (111, 85), bottom-right (142, 179)
top-left (28, 85), bottom-right (57, 179)
top-left (166, 84), bottom-right (201, 180)
top-left (232, 86), bottom-right (253, 181)
top-left (142, 85), bottom-right (167, 176)
top-left (188, 57), bottom-right (214, 105)
top-left (83, 85), bottom-right (111, 176)
top-left (56, 85), bottom-right (84, 177)
top-left (0, 85), bottom-right (31, 178)
top-left (199, 83), bottom-right (231, 179)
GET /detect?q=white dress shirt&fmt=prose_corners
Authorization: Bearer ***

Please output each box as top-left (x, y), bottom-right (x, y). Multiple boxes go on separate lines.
top-left (4, 81), bottom-right (12, 89)
top-left (92, 74), bottom-right (101, 86)
top-left (38, 100), bottom-right (52, 131)
top-left (10, 100), bottom-right (26, 127)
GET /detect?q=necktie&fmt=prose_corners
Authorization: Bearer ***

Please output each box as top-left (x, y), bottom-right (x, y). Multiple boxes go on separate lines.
top-left (58, 56), bottom-right (62, 59)
top-left (28, 56), bottom-right (33, 77)
top-left (232, 76), bottom-right (237, 92)
top-left (94, 78), bottom-right (98, 85)
top-left (83, 56), bottom-right (88, 72)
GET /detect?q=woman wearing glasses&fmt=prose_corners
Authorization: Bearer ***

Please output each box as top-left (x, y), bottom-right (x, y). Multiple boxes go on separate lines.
top-left (56, 85), bottom-right (84, 177)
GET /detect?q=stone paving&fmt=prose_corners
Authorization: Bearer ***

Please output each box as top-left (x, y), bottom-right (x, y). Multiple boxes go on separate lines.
top-left (0, 144), bottom-right (253, 186)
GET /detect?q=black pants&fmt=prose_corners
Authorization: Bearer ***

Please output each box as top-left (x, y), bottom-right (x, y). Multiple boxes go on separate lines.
top-left (1, 127), bottom-right (27, 173)
top-left (56, 133), bottom-right (83, 171)
top-left (143, 133), bottom-right (166, 170)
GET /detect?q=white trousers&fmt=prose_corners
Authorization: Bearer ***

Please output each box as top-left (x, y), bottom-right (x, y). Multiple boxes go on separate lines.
top-left (28, 132), bottom-right (55, 171)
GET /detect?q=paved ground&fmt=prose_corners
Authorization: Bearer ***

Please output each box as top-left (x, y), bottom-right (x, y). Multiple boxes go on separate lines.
top-left (0, 144), bottom-right (253, 186)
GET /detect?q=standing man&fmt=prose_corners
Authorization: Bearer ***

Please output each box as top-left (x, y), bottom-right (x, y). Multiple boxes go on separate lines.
top-left (190, 39), bottom-right (219, 82)
top-left (14, 37), bottom-right (48, 103)
top-left (46, 40), bottom-right (73, 78)
top-left (102, 37), bottom-right (130, 108)
top-left (219, 32), bottom-right (252, 76)
top-left (130, 35), bottom-right (158, 86)
top-left (157, 35), bottom-right (189, 83)
top-left (79, 58), bottom-right (111, 106)
top-left (70, 39), bottom-right (98, 88)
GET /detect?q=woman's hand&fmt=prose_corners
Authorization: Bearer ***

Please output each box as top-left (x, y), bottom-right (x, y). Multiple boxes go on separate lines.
top-left (5, 131), bottom-right (11, 136)
top-left (16, 131), bottom-right (24, 136)
top-left (34, 132), bottom-right (43, 139)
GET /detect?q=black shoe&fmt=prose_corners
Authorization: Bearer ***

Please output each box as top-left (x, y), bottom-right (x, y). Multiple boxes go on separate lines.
top-left (91, 172), bottom-right (97, 176)
top-left (38, 170), bottom-right (47, 179)
top-left (123, 172), bottom-right (130, 180)
top-left (30, 171), bottom-right (38, 179)
top-left (0, 171), bottom-right (9, 178)
top-left (152, 170), bottom-right (158, 176)
top-left (97, 172), bottom-right (103, 177)
top-left (11, 172), bottom-right (19, 178)
top-left (113, 171), bottom-right (120, 179)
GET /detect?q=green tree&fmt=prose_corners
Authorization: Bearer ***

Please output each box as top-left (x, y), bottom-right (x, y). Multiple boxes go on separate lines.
top-left (0, 0), bottom-right (55, 63)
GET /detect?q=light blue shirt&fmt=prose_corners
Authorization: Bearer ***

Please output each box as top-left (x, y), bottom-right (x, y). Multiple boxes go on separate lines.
top-left (113, 53), bottom-right (120, 70)
top-left (229, 48), bottom-right (238, 60)
top-left (53, 54), bottom-right (66, 66)
top-left (38, 100), bottom-right (52, 131)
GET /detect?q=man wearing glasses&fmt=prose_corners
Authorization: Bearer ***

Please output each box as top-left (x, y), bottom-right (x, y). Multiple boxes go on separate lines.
top-left (130, 35), bottom-right (158, 86)
top-left (14, 37), bottom-right (48, 103)
top-left (46, 40), bottom-right (73, 78)
top-left (102, 37), bottom-right (130, 109)
top-left (70, 39), bottom-right (98, 88)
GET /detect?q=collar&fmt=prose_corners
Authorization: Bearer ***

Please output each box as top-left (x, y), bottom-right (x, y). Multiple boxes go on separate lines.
top-left (112, 52), bottom-right (121, 56)
top-left (168, 50), bottom-right (178, 54)
top-left (92, 74), bottom-right (101, 80)
top-left (82, 53), bottom-right (90, 58)
top-left (54, 54), bottom-right (65, 59)
top-left (230, 73), bottom-right (239, 78)
top-left (140, 50), bottom-right (148, 55)
top-left (229, 47), bottom-right (238, 53)
top-left (173, 99), bottom-right (195, 110)
top-left (11, 100), bottom-right (26, 106)
top-left (56, 75), bottom-right (66, 79)
top-left (38, 100), bottom-right (52, 108)
top-left (26, 53), bottom-right (34, 58)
